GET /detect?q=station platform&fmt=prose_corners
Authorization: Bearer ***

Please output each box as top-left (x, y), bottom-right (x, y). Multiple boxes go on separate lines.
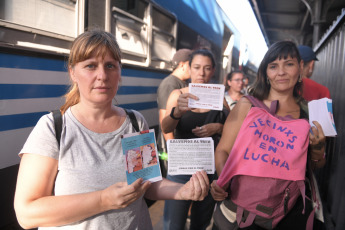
top-left (148, 200), bottom-right (213, 230)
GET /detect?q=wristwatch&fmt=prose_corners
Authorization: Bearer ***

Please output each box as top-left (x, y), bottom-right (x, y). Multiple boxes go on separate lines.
top-left (170, 107), bottom-right (181, 120)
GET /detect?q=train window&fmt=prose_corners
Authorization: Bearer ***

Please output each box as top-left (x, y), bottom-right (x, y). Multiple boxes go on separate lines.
top-left (113, 0), bottom-right (147, 20)
top-left (0, 0), bottom-right (76, 38)
top-left (151, 6), bottom-right (176, 69)
top-left (152, 7), bottom-right (175, 34)
top-left (112, 0), bottom-right (177, 69)
top-left (112, 0), bottom-right (149, 65)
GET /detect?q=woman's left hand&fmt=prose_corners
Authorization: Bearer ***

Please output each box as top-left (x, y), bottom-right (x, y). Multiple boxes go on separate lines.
top-left (309, 121), bottom-right (326, 162)
top-left (192, 123), bottom-right (222, 137)
top-left (177, 171), bottom-right (209, 201)
top-left (210, 180), bottom-right (228, 201)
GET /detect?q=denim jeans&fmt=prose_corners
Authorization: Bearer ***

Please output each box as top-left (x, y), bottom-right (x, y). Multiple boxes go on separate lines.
top-left (163, 174), bottom-right (216, 230)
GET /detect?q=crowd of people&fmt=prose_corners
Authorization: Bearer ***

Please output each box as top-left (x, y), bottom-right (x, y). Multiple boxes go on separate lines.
top-left (14, 29), bottom-right (330, 230)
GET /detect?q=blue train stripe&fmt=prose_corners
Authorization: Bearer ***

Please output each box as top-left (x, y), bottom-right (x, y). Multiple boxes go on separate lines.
top-left (0, 53), bottom-right (66, 71)
top-left (0, 84), bottom-right (68, 100)
top-left (120, 101), bottom-right (157, 110)
top-left (122, 68), bottom-right (167, 79)
top-left (0, 84), bottom-right (158, 99)
top-left (0, 112), bottom-right (49, 131)
top-left (0, 101), bottom-right (158, 131)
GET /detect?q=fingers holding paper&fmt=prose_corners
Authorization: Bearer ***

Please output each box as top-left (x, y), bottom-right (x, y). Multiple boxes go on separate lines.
top-left (176, 92), bottom-right (199, 113)
top-left (309, 121), bottom-right (326, 167)
top-left (192, 123), bottom-right (223, 137)
top-left (101, 178), bottom-right (151, 210)
top-left (177, 170), bottom-right (209, 201)
top-left (309, 121), bottom-right (326, 148)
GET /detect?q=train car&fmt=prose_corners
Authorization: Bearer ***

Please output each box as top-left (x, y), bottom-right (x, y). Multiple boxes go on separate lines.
top-left (0, 0), bottom-right (258, 227)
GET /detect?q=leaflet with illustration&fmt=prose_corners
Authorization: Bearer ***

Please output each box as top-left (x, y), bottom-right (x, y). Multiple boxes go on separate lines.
top-left (167, 137), bottom-right (215, 175)
top-left (308, 98), bottom-right (337, 137)
top-left (121, 129), bottom-right (162, 184)
top-left (188, 83), bottom-right (225, 111)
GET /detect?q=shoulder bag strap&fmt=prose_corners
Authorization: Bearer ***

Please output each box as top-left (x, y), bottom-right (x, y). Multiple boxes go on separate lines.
top-left (245, 95), bottom-right (278, 116)
top-left (52, 110), bottom-right (62, 147)
top-left (124, 109), bottom-right (139, 132)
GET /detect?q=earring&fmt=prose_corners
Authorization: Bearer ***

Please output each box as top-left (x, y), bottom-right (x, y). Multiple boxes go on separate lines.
top-left (267, 78), bottom-right (270, 84)
top-left (298, 75), bottom-right (302, 82)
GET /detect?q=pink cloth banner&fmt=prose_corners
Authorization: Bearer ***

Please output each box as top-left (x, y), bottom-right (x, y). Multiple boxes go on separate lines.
top-left (218, 107), bottom-right (310, 188)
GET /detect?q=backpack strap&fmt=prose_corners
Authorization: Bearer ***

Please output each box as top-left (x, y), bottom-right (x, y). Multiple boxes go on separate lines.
top-left (52, 110), bottom-right (62, 147)
top-left (297, 180), bottom-right (306, 214)
top-left (236, 206), bottom-right (256, 228)
top-left (304, 160), bottom-right (320, 230)
top-left (124, 108), bottom-right (139, 132)
top-left (52, 109), bottom-right (140, 146)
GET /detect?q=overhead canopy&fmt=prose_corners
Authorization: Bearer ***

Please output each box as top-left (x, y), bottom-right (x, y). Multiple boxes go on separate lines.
top-left (249, 0), bottom-right (345, 47)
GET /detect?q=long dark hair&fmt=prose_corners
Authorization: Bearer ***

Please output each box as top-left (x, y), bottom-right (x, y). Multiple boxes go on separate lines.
top-left (249, 41), bottom-right (303, 102)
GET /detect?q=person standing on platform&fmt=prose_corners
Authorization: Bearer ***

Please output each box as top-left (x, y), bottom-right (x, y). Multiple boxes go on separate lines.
top-left (162, 49), bottom-right (229, 230)
top-left (241, 75), bottom-right (250, 95)
top-left (224, 70), bottom-right (245, 110)
top-left (211, 41), bottom-right (326, 230)
top-left (298, 45), bottom-right (331, 101)
top-left (14, 30), bottom-right (209, 230)
top-left (156, 49), bottom-right (193, 175)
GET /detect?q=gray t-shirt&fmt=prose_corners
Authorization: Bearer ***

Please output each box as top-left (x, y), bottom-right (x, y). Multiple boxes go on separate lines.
top-left (20, 108), bottom-right (152, 230)
top-left (157, 74), bottom-right (187, 110)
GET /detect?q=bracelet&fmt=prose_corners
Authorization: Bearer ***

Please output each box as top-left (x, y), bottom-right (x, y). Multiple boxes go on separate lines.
top-left (311, 159), bottom-right (321, 162)
top-left (311, 152), bottom-right (326, 162)
top-left (170, 107), bottom-right (181, 120)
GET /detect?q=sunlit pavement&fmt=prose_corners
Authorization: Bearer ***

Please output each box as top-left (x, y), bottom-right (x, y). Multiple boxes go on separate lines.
top-left (149, 200), bottom-right (164, 229)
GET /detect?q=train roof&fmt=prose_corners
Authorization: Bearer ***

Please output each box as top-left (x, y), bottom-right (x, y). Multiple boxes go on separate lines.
top-left (154, 0), bottom-right (240, 48)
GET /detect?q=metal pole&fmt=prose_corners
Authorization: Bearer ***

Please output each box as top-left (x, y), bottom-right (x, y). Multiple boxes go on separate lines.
top-left (313, 0), bottom-right (322, 47)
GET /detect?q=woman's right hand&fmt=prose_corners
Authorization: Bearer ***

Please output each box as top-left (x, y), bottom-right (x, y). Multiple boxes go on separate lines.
top-left (210, 180), bottom-right (228, 201)
top-left (175, 92), bottom-right (199, 116)
top-left (101, 178), bottom-right (152, 210)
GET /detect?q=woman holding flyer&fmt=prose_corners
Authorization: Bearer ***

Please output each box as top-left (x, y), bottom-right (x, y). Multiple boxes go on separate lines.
top-left (210, 41), bottom-right (326, 230)
top-left (162, 49), bottom-right (229, 230)
top-left (14, 30), bottom-right (210, 230)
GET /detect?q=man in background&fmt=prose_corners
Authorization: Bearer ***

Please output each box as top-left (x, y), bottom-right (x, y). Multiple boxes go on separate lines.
top-left (298, 45), bottom-right (331, 101)
top-left (156, 48), bottom-right (192, 176)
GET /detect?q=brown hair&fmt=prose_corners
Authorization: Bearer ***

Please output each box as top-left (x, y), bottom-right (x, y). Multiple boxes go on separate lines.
top-left (60, 29), bottom-right (122, 114)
